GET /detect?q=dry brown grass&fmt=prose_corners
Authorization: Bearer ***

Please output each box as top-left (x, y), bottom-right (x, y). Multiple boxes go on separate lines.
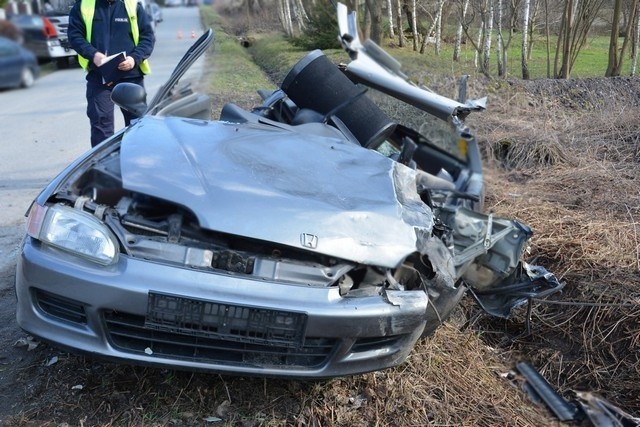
top-left (280, 324), bottom-right (561, 426)
top-left (468, 81), bottom-right (640, 416)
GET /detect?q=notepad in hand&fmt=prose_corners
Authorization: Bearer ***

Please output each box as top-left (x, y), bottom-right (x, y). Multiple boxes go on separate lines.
top-left (99, 51), bottom-right (126, 87)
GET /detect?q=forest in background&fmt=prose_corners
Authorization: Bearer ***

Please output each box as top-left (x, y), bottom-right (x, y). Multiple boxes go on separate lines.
top-left (217, 0), bottom-right (640, 79)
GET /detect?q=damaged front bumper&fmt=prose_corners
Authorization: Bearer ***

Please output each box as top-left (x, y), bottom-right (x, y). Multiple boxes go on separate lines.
top-left (16, 237), bottom-right (434, 378)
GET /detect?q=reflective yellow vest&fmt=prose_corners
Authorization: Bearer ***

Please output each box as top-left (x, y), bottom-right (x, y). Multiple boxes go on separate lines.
top-left (78, 0), bottom-right (151, 74)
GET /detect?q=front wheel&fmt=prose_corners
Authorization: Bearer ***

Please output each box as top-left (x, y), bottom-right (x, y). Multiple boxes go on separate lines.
top-left (56, 57), bottom-right (70, 69)
top-left (20, 67), bottom-right (35, 88)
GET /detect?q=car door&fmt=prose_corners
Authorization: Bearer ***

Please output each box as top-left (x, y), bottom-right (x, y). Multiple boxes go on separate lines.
top-left (0, 37), bottom-right (22, 88)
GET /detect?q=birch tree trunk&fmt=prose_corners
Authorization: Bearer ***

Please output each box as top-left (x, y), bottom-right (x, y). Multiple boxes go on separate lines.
top-left (521, 0), bottom-right (531, 79)
top-left (277, 0), bottom-right (291, 36)
top-left (295, 0), bottom-right (309, 29)
top-left (412, 0), bottom-right (418, 51)
top-left (388, 0), bottom-right (395, 38)
top-left (454, 0), bottom-right (469, 61)
top-left (397, 0), bottom-right (405, 47)
top-left (527, 0), bottom-right (540, 60)
top-left (496, 0), bottom-right (505, 76)
top-left (481, 0), bottom-right (494, 74)
top-left (419, 6), bottom-right (440, 54)
top-left (277, 0), bottom-right (285, 31)
top-left (633, 2), bottom-right (640, 75)
top-left (435, 0), bottom-right (445, 55)
top-left (544, 0), bottom-right (551, 77)
top-left (294, 0), bottom-right (309, 31)
top-left (474, 25), bottom-right (483, 68)
top-left (284, 0), bottom-right (294, 36)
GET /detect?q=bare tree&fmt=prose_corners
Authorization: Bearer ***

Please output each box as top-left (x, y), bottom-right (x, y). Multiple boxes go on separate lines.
top-left (543, 0), bottom-right (551, 77)
top-left (473, 21), bottom-right (483, 69)
top-left (435, 0), bottom-right (445, 54)
top-left (418, 0), bottom-right (445, 54)
top-left (606, 0), bottom-right (639, 76)
top-left (457, 0), bottom-right (489, 72)
top-left (633, 1), bottom-right (640, 74)
top-left (495, 0), bottom-right (505, 76)
top-left (387, 0), bottom-right (396, 38)
top-left (526, 0), bottom-right (541, 60)
top-left (400, 0), bottom-right (419, 50)
top-left (521, 0), bottom-right (531, 79)
top-left (606, 0), bottom-right (624, 76)
top-left (293, 0), bottom-right (309, 31)
top-left (460, 0), bottom-right (496, 75)
top-left (411, 0), bottom-right (418, 50)
top-left (277, 0), bottom-right (294, 36)
top-left (554, 0), bottom-right (606, 79)
top-left (494, 0), bottom-right (519, 76)
top-left (364, 0), bottom-right (383, 44)
top-left (453, 0), bottom-right (470, 61)
top-left (482, 0), bottom-right (494, 73)
top-left (362, 0), bottom-right (371, 39)
top-left (554, 0), bottom-right (571, 78)
top-left (397, 0), bottom-right (405, 46)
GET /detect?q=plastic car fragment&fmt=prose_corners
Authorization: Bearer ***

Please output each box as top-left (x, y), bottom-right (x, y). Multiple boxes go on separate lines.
top-left (512, 362), bottom-right (640, 426)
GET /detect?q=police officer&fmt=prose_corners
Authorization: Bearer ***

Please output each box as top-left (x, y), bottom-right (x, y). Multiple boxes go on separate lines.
top-left (68, 0), bottom-right (155, 147)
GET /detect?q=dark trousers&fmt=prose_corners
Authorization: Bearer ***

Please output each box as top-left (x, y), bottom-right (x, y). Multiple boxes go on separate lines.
top-left (86, 74), bottom-right (144, 147)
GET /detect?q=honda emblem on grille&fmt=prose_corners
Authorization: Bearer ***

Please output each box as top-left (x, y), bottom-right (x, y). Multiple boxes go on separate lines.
top-left (300, 233), bottom-right (318, 249)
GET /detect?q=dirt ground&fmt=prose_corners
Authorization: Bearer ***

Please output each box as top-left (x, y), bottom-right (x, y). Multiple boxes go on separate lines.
top-left (1, 21), bottom-right (640, 426)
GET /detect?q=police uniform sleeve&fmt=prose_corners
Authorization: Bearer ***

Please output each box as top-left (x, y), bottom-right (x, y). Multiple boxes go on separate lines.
top-left (67, 2), bottom-right (99, 62)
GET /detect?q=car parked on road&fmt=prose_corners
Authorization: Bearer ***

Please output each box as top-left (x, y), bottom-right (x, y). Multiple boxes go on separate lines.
top-left (15, 5), bottom-right (562, 378)
top-left (0, 35), bottom-right (39, 89)
top-left (149, 2), bottom-right (163, 24)
top-left (8, 13), bottom-right (75, 68)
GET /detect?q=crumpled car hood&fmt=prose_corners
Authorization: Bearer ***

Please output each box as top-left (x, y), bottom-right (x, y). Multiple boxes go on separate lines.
top-left (120, 116), bottom-right (433, 267)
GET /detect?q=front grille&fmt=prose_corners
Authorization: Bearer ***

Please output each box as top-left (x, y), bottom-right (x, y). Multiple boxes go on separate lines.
top-left (35, 289), bottom-right (87, 324)
top-left (104, 311), bottom-right (335, 369)
top-left (146, 292), bottom-right (307, 347)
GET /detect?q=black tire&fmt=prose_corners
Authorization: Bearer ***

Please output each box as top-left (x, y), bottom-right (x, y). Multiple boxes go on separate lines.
top-left (56, 57), bottom-right (70, 69)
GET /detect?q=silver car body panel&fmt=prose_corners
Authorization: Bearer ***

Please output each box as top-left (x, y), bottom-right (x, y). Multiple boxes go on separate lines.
top-left (343, 51), bottom-right (487, 121)
top-left (120, 116), bottom-right (434, 268)
top-left (16, 237), bottom-right (428, 377)
top-left (336, 3), bottom-right (486, 121)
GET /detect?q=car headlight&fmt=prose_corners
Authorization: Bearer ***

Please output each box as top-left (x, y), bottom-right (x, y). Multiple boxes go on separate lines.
top-left (27, 204), bottom-right (119, 265)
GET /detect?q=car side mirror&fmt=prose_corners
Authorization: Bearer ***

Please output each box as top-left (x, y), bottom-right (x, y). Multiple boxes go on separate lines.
top-left (111, 82), bottom-right (148, 117)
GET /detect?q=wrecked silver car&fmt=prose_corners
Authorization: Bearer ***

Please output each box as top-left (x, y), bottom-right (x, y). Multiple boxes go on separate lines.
top-left (15, 4), bottom-right (561, 378)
